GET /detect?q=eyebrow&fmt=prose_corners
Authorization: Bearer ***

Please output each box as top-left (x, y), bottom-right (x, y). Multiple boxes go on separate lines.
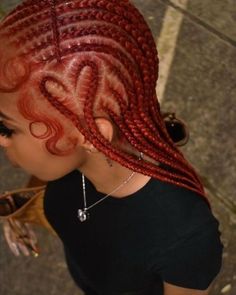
top-left (0, 111), bottom-right (16, 122)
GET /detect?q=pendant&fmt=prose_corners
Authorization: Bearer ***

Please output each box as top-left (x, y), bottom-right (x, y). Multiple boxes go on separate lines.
top-left (78, 209), bottom-right (89, 222)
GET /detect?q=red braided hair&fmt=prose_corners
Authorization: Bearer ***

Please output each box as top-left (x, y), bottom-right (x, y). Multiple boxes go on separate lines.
top-left (0, 0), bottom-right (206, 198)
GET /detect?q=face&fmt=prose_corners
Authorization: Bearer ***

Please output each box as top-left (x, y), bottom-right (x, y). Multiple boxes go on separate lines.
top-left (0, 91), bottom-right (87, 181)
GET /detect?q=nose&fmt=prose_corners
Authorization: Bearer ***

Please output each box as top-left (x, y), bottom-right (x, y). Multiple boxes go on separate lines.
top-left (0, 135), bottom-right (11, 148)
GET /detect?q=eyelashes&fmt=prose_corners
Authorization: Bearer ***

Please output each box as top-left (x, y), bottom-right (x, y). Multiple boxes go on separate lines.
top-left (0, 121), bottom-right (15, 137)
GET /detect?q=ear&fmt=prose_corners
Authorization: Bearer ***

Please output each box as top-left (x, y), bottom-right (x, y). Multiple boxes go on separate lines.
top-left (95, 117), bottom-right (114, 143)
top-left (80, 118), bottom-right (114, 152)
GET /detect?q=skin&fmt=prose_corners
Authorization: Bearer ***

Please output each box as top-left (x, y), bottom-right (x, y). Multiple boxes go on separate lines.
top-left (0, 90), bottom-right (150, 196)
top-left (164, 282), bottom-right (211, 295)
top-left (0, 91), bottom-right (212, 295)
top-left (0, 95), bottom-right (84, 181)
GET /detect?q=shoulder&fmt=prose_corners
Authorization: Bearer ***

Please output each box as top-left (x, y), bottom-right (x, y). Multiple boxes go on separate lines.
top-left (158, 218), bottom-right (223, 290)
top-left (149, 179), bottom-right (219, 237)
top-left (149, 180), bottom-right (223, 290)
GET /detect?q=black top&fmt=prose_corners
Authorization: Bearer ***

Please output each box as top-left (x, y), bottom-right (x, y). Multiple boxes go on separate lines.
top-left (44, 170), bottom-right (223, 295)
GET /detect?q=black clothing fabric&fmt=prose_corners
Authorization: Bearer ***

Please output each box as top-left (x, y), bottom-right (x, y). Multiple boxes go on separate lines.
top-left (44, 170), bottom-right (223, 295)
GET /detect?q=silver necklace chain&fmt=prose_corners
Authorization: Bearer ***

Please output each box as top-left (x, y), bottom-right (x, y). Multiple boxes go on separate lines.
top-left (78, 171), bottom-right (136, 222)
top-left (78, 153), bottom-right (143, 222)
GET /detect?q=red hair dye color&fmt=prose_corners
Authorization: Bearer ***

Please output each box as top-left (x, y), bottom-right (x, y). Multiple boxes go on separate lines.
top-left (0, 0), bottom-right (206, 198)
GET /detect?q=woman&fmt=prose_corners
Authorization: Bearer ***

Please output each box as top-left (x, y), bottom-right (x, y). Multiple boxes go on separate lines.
top-left (0, 0), bottom-right (223, 294)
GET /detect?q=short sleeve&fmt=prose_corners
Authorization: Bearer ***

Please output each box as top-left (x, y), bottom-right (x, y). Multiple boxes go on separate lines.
top-left (158, 222), bottom-right (223, 290)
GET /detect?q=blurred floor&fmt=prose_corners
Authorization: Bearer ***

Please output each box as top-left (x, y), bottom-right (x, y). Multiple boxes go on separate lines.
top-left (0, 0), bottom-right (235, 294)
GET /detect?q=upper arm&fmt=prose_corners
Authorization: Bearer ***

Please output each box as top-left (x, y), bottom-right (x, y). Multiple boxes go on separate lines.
top-left (157, 224), bottom-right (223, 292)
top-left (164, 281), bottom-right (211, 295)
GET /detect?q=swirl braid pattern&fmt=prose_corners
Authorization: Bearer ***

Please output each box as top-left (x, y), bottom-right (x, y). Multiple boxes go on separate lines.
top-left (0, 0), bottom-right (206, 198)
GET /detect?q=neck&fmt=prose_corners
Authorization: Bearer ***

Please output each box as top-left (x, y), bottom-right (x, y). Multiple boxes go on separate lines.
top-left (77, 152), bottom-right (151, 198)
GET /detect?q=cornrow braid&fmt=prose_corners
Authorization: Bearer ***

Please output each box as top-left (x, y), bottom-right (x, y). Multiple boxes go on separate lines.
top-left (0, 0), bottom-right (206, 200)
top-left (49, 0), bottom-right (61, 62)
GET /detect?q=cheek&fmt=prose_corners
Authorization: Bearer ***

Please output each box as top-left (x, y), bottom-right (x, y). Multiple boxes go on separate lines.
top-left (12, 142), bottom-right (54, 177)
top-left (12, 137), bottom-right (47, 163)
top-left (7, 132), bottom-right (82, 180)
top-left (0, 135), bottom-right (11, 147)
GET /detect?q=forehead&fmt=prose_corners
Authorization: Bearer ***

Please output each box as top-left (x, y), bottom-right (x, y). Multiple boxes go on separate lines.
top-left (0, 91), bottom-right (23, 121)
top-left (0, 110), bottom-right (13, 120)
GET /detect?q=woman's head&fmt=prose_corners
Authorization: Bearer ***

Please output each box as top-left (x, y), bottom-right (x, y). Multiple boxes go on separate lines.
top-left (0, 0), bottom-right (160, 151)
top-left (0, 0), bottom-right (205, 196)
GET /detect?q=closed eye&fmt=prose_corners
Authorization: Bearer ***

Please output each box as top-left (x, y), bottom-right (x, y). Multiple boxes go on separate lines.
top-left (0, 121), bottom-right (15, 137)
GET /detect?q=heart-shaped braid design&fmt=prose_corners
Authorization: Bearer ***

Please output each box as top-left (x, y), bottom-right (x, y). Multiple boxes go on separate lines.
top-left (0, 0), bottom-right (206, 199)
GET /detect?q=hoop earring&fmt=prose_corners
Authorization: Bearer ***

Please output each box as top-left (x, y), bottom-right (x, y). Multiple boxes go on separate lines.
top-left (162, 112), bottom-right (189, 147)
